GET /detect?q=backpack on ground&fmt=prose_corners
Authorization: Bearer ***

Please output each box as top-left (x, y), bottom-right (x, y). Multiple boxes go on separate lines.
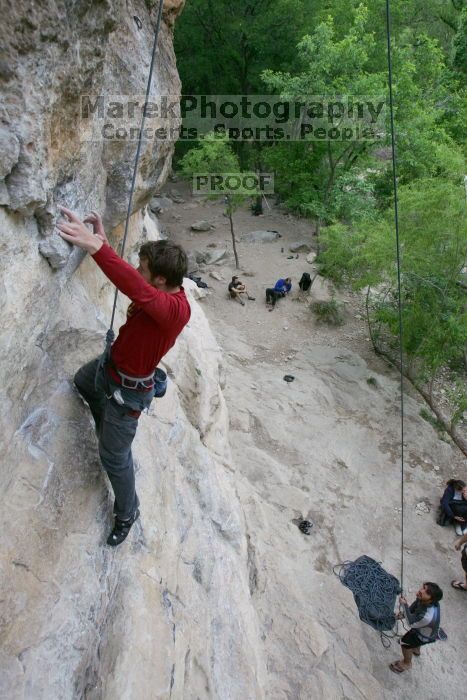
top-left (299, 272), bottom-right (312, 291)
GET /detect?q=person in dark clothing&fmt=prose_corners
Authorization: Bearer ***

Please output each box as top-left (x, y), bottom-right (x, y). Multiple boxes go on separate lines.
top-left (440, 479), bottom-right (467, 535)
top-left (265, 277), bottom-right (292, 310)
top-left (390, 582), bottom-right (443, 674)
top-left (57, 208), bottom-right (191, 546)
top-left (228, 276), bottom-right (255, 305)
top-left (452, 532), bottom-right (467, 591)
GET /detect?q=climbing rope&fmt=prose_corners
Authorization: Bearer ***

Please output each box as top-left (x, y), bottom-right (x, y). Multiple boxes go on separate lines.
top-left (95, 1), bottom-right (164, 388)
top-left (334, 557), bottom-right (402, 647)
top-left (385, 0), bottom-right (405, 593)
top-left (333, 1), bottom-right (407, 646)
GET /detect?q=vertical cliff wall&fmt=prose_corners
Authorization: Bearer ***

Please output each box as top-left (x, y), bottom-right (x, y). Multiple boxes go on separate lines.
top-left (0, 2), bottom-right (265, 697)
top-left (2, 3), bottom-right (465, 700)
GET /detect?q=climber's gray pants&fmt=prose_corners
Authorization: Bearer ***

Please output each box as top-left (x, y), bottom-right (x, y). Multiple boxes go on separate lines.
top-left (74, 358), bottom-right (153, 520)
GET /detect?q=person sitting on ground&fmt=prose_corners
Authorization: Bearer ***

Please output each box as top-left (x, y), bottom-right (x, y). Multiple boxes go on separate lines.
top-left (440, 479), bottom-right (467, 535)
top-left (390, 582), bottom-right (443, 674)
top-left (452, 532), bottom-right (467, 591)
top-left (265, 277), bottom-right (292, 310)
top-left (228, 276), bottom-right (255, 305)
top-left (275, 277), bottom-right (292, 295)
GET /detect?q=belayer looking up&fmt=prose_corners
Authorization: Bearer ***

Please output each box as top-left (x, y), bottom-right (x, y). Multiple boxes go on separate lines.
top-left (57, 208), bottom-right (191, 546)
top-left (390, 582), bottom-right (443, 674)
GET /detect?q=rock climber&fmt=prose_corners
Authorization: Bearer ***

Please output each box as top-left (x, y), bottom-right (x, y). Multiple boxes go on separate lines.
top-left (265, 276), bottom-right (292, 310)
top-left (228, 276), bottom-right (255, 305)
top-left (451, 532), bottom-right (467, 591)
top-left (390, 582), bottom-right (443, 673)
top-left (57, 207), bottom-right (191, 546)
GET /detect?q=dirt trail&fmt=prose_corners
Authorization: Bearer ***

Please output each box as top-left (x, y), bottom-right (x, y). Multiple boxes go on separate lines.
top-left (162, 180), bottom-right (466, 699)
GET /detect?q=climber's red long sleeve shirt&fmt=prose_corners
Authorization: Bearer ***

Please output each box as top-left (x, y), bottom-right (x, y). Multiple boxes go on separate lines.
top-left (91, 243), bottom-right (191, 377)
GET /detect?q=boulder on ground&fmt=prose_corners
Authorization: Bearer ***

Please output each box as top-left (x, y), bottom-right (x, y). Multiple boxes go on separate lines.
top-left (311, 275), bottom-right (334, 302)
top-left (241, 230), bottom-right (281, 243)
top-left (306, 252), bottom-right (317, 264)
top-left (191, 220), bottom-right (214, 232)
top-left (209, 271), bottom-right (224, 281)
top-left (149, 196), bottom-right (173, 213)
top-left (290, 241), bottom-right (312, 253)
top-left (186, 251), bottom-right (199, 273)
top-left (195, 250), bottom-right (208, 264)
top-left (168, 190), bottom-right (185, 203)
top-left (205, 248), bottom-right (227, 264)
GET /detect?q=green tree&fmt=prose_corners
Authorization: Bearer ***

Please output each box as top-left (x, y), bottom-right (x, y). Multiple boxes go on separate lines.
top-left (179, 134), bottom-right (249, 268)
top-left (174, 0), bottom-right (311, 94)
top-left (318, 179), bottom-right (467, 385)
top-left (261, 4), bottom-right (386, 240)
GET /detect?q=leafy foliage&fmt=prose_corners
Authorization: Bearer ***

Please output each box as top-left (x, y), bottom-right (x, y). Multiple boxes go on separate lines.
top-left (178, 133), bottom-right (240, 178)
top-left (318, 180), bottom-right (467, 373)
top-left (174, 0), bottom-right (467, 417)
top-left (311, 299), bottom-right (344, 326)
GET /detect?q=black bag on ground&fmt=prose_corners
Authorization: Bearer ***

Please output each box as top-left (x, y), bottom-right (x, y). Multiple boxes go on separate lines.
top-left (299, 272), bottom-right (312, 291)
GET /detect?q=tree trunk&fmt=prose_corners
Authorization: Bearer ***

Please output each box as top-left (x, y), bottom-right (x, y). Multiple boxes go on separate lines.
top-left (371, 345), bottom-right (467, 457)
top-left (228, 209), bottom-right (240, 268)
top-left (365, 286), bottom-right (378, 353)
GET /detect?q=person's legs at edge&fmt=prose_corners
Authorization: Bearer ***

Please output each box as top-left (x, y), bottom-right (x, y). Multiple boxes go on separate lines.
top-left (401, 645), bottom-right (414, 669)
top-left (75, 358), bottom-right (140, 534)
top-left (98, 399), bottom-right (140, 521)
top-left (231, 289), bottom-right (245, 305)
top-left (266, 288), bottom-right (277, 309)
top-left (74, 358), bottom-right (106, 429)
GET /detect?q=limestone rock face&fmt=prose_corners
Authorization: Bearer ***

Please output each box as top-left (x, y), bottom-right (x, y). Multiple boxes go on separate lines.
top-left (0, 0), bottom-right (185, 266)
top-left (0, 3), bottom-right (265, 698)
top-left (0, 200), bottom-right (265, 699)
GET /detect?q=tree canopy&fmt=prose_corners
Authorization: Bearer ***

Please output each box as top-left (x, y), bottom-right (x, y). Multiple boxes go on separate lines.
top-left (174, 0), bottom-right (467, 418)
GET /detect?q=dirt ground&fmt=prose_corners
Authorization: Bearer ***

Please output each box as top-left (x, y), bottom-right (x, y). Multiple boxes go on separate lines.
top-left (161, 180), bottom-right (466, 699)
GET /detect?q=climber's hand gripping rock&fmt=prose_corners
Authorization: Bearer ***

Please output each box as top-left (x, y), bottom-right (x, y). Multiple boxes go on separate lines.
top-left (56, 206), bottom-right (104, 254)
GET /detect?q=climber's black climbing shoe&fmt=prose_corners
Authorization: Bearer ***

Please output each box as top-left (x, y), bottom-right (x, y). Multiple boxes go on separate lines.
top-left (107, 508), bottom-right (140, 546)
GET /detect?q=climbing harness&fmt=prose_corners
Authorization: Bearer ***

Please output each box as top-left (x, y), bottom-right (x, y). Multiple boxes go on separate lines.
top-left (334, 0), bottom-right (407, 646)
top-left (95, 0), bottom-right (164, 390)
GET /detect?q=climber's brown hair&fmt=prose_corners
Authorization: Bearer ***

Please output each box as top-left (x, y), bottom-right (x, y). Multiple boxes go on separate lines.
top-left (139, 240), bottom-right (187, 287)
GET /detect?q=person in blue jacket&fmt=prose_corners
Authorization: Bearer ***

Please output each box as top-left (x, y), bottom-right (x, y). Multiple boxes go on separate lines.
top-left (265, 277), bottom-right (292, 310)
top-left (440, 479), bottom-right (467, 535)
